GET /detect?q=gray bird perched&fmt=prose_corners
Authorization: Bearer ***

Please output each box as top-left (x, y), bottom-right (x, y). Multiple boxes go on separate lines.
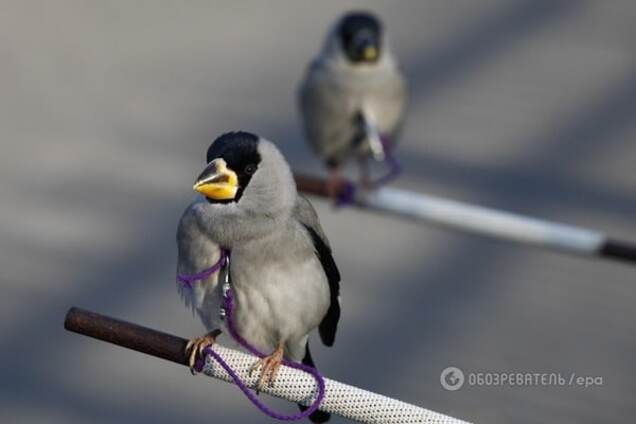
top-left (176, 131), bottom-right (340, 423)
top-left (299, 11), bottom-right (407, 196)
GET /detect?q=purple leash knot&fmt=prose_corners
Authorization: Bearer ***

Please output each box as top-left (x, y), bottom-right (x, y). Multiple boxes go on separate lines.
top-left (335, 180), bottom-right (357, 207)
top-left (178, 250), bottom-right (326, 421)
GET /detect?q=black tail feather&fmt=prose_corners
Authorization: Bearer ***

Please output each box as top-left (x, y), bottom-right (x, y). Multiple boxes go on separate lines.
top-left (298, 342), bottom-right (330, 423)
top-left (298, 404), bottom-right (331, 423)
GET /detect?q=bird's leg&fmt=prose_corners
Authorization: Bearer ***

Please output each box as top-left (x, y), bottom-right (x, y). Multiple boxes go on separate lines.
top-left (185, 328), bottom-right (222, 375)
top-left (249, 342), bottom-right (285, 392)
top-left (325, 166), bottom-right (345, 200)
top-left (358, 155), bottom-right (371, 189)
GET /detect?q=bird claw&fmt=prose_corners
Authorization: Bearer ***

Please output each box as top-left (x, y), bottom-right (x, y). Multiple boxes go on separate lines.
top-left (249, 346), bottom-right (284, 392)
top-left (358, 172), bottom-right (372, 191)
top-left (326, 170), bottom-right (347, 201)
top-left (185, 331), bottom-right (219, 375)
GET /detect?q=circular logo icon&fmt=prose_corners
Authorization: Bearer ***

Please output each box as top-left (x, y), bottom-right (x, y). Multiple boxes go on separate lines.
top-left (440, 366), bottom-right (465, 391)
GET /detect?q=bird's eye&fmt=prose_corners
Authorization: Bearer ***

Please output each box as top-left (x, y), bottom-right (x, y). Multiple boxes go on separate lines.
top-left (244, 164), bottom-right (257, 175)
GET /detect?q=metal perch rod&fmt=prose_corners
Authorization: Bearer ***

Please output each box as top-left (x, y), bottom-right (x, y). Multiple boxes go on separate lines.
top-left (294, 174), bottom-right (636, 265)
top-left (64, 307), bottom-right (470, 424)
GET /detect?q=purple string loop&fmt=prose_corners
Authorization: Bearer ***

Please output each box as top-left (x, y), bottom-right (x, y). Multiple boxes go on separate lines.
top-left (200, 346), bottom-right (326, 421)
top-left (177, 250), bottom-right (326, 421)
top-left (176, 250), bottom-right (228, 289)
top-left (336, 134), bottom-right (402, 208)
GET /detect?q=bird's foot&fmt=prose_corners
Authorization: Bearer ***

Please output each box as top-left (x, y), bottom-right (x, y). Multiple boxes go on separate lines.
top-left (185, 329), bottom-right (221, 375)
top-left (249, 343), bottom-right (284, 392)
top-left (358, 171), bottom-right (372, 191)
top-left (357, 157), bottom-right (372, 190)
top-left (326, 169), bottom-right (346, 201)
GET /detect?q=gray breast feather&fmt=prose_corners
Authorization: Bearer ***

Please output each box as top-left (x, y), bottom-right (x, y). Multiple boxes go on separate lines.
top-left (299, 60), bottom-right (407, 164)
top-left (299, 64), bottom-right (358, 161)
top-left (176, 196), bottom-right (339, 360)
top-left (176, 199), bottom-right (224, 331)
top-left (230, 219), bottom-right (331, 355)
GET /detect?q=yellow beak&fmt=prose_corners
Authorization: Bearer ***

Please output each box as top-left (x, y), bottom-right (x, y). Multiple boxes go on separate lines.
top-left (363, 45), bottom-right (378, 61)
top-left (193, 158), bottom-right (239, 200)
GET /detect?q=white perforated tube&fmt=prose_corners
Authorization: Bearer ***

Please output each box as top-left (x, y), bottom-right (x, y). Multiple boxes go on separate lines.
top-left (358, 187), bottom-right (605, 255)
top-left (295, 173), bottom-right (636, 265)
top-left (202, 345), bottom-right (470, 424)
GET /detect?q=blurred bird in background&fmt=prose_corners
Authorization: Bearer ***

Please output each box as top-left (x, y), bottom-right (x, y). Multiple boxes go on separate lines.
top-left (176, 131), bottom-right (340, 423)
top-left (299, 11), bottom-right (407, 197)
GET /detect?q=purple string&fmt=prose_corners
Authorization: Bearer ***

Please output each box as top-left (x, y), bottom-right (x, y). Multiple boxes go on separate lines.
top-left (336, 134), bottom-right (402, 207)
top-left (335, 180), bottom-right (357, 207)
top-left (176, 252), bottom-right (228, 289)
top-left (178, 250), bottom-right (326, 421)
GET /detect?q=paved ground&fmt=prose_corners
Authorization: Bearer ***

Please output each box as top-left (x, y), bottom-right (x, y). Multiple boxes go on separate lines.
top-left (1, 1), bottom-right (635, 423)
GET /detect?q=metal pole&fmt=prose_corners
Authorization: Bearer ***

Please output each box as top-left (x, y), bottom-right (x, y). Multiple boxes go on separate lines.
top-left (64, 307), bottom-right (470, 424)
top-left (64, 307), bottom-right (189, 365)
top-left (294, 174), bottom-right (636, 265)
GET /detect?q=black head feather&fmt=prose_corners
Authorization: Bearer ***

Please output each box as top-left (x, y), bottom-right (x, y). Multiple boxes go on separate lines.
top-left (205, 131), bottom-right (261, 202)
top-left (338, 11), bottom-right (383, 64)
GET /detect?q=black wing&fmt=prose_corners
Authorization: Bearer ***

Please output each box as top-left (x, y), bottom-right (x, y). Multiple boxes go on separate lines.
top-left (303, 224), bottom-right (341, 347)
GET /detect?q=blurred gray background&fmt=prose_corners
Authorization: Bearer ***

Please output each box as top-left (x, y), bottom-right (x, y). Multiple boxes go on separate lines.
top-left (1, 1), bottom-right (635, 423)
